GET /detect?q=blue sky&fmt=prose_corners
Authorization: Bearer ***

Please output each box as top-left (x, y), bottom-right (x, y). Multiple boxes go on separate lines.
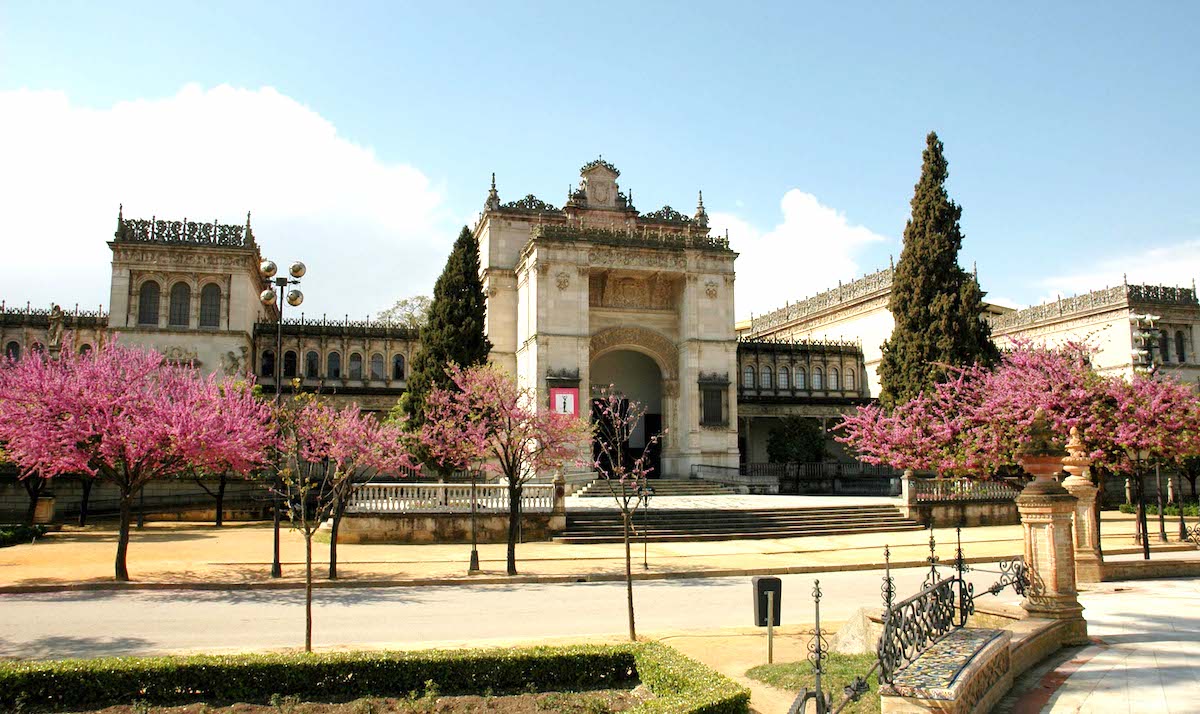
top-left (2, 1), bottom-right (1198, 319)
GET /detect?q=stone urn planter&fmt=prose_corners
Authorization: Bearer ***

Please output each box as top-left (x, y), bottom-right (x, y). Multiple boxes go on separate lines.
top-left (1017, 411), bottom-right (1068, 495)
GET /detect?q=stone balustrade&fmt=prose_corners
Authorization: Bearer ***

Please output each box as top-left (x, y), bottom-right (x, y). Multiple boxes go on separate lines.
top-left (348, 482), bottom-right (555, 514)
top-left (909, 478), bottom-right (1022, 502)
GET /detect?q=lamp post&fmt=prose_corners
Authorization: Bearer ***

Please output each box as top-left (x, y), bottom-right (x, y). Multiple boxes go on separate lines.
top-left (468, 468), bottom-right (480, 574)
top-left (259, 258), bottom-right (306, 578)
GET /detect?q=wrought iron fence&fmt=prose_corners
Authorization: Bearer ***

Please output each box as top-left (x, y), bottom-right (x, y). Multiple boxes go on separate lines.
top-left (788, 525), bottom-right (1031, 711)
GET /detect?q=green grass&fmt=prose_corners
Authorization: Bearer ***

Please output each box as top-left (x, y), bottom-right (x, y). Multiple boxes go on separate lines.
top-left (746, 653), bottom-right (880, 714)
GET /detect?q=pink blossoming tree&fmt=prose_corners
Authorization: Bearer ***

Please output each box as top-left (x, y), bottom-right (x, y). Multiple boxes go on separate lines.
top-left (0, 340), bottom-right (275, 581)
top-left (838, 341), bottom-right (1200, 553)
top-left (422, 364), bottom-right (587, 575)
top-left (275, 394), bottom-right (413, 651)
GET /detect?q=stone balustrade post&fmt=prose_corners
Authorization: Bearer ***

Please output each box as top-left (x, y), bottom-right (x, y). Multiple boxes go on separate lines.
top-left (1061, 428), bottom-right (1103, 583)
top-left (549, 470), bottom-right (567, 532)
top-left (1015, 413), bottom-right (1087, 645)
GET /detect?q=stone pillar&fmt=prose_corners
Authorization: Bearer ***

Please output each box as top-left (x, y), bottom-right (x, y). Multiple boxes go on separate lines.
top-left (1016, 454), bottom-right (1088, 645)
top-left (1061, 428), bottom-right (1103, 584)
top-left (549, 470), bottom-right (567, 533)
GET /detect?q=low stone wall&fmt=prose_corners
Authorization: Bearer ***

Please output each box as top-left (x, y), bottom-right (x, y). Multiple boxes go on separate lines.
top-left (334, 512), bottom-right (567, 544)
top-left (899, 500), bottom-right (1019, 527)
top-left (1101, 558), bottom-right (1200, 581)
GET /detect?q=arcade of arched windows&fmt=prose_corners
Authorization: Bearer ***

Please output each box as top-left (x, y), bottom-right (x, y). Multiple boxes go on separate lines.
top-left (131, 274), bottom-right (227, 330)
top-left (737, 353), bottom-right (864, 398)
top-left (257, 338), bottom-right (416, 387)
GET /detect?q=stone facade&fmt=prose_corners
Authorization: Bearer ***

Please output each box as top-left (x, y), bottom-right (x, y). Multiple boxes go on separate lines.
top-left (745, 266), bottom-right (1200, 396)
top-left (476, 161), bottom-right (739, 474)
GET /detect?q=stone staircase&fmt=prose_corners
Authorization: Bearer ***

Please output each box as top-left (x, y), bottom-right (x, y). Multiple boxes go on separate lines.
top-left (554, 504), bottom-right (923, 543)
top-left (573, 478), bottom-right (737, 498)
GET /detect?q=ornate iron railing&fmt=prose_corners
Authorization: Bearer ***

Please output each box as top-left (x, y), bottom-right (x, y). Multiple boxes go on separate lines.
top-left (877, 575), bottom-right (976, 684)
top-left (750, 267), bottom-right (894, 334)
top-left (532, 224), bottom-right (732, 252)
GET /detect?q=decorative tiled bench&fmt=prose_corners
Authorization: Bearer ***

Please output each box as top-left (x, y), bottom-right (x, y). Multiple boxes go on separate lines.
top-left (880, 628), bottom-right (1013, 713)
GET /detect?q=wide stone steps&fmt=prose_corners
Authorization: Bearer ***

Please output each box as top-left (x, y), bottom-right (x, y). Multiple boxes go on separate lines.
top-left (574, 479), bottom-right (737, 498)
top-left (554, 505), bottom-right (923, 543)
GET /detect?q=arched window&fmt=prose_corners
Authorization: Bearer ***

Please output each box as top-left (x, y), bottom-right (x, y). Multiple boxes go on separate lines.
top-left (78, 344), bottom-right (92, 356)
top-left (1176, 331), bottom-right (1187, 363)
top-left (138, 280), bottom-right (160, 326)
top-left (261, 350), bottom-right (275, 378)
top-left (199, 284), bottom-right (221, 328)
top-left (304, 351), bottom-right (319, 379)
top-left (30, 342), bottom-right (45, 356)
top-left (813, 367), bottom-right (824, 390)
top-left (796, 368), bottom-right (807, 389)
top-left (1159, 331), bottom-right (1170, 364)
top-left (4, 341), bottom-right (19, 362)
top-left (283, 350), bottom-right (298, 378)
top-left (743, 365), bottom-right (755, 389)
top-left (846, 369), bottom-right (856, 391)
top-left (830, 368), bottom-right (840, 390)
top-left (392, 354), bottom-right (406, 380)
top-left (778, 366), bottom-right (790, 390)
top-left (349, 353), bottom-right (363, 380)
top-left (327, 352), bottom-right (342, 379)
top-left (168, 282), bottom-right (190, 327)
top-left (760, 366), bottom-right (773, 389)
top-left (370, 353), bottom-right (385, 380)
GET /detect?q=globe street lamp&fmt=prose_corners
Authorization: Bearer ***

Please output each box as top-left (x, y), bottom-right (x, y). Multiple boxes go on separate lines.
top-left (260, 259), bottom-right (306, 578)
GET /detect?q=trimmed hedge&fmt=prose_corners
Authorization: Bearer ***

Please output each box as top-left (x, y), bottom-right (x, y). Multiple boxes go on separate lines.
top-left (0, 524), bottom-right (48, 548)
top-left (0, 641), bottom-right (748, 713)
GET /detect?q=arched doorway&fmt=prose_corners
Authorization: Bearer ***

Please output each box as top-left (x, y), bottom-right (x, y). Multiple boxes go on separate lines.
top-left (590, 349), bottom-right (664, 478)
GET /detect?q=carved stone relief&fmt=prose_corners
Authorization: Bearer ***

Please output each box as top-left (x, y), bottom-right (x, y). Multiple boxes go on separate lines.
top-left (589, 274), bottom-right (675, 310)
top-left (589, 326), bottom-right (678, 382)
top-left (705, 281), bottom-right (718, 299)
top-left (555, 272), bottom-right (570, 290)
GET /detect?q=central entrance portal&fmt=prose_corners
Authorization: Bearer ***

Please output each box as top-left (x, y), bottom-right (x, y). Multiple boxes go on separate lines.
top-left (590, 349), bottom-right (663, 478)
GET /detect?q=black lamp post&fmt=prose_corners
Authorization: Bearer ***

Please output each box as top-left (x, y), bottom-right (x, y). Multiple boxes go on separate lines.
top-left (259, 258), bottom-right (306, 578)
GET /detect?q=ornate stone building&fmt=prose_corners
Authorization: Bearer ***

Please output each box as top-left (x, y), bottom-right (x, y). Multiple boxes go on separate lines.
top-left (476, 159), bottom-right (741, 474)
top-left (745, 266), bottom-right (1200, 395)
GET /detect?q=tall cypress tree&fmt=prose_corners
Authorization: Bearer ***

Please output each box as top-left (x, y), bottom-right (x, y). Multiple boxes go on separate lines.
top-left (398, 226), bottom-right (492, 426)
top-left (878, 132), bottom-right (999, 408)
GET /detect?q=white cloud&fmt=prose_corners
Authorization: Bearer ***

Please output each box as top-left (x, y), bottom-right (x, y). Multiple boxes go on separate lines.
top-left (0, 85), bottom-right (450, 318)
top-left (1036, 239), bottom-right (1200, 305)
top-left (711, 190), bottom-right (891, 320)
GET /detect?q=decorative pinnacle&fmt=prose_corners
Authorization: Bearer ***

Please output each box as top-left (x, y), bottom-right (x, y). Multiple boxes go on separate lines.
top-left (697, 190), bottom-right (704, 208)
top-left (118, 203), bottom-right (124, 221)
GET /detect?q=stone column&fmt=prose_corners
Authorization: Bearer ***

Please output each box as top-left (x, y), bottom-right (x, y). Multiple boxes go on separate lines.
top-left (549, 470), bottom-right (567, 533)
top-left (1016, 453), bottom-right (1088, 644)
top-left (1061, 428), bottom-right (1103, 583)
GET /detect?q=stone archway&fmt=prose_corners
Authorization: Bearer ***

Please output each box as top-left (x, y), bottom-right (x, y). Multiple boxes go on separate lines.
top-left (589, 326), bottom-right (680, 474)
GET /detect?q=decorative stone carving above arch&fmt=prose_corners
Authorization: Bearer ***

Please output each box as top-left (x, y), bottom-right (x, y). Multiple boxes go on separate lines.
top-left (589, 326), bottom-right (678, 383)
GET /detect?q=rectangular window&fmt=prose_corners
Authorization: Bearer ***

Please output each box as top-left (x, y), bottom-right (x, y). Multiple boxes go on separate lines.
top-left (701, 386), bottom-right (726, 426)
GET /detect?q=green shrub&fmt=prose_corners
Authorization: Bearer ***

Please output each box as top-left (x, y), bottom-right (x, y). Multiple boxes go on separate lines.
top-left (0, 642), bottom-right (748, 714)
top-left (0, 524), bottom-right (48, 548)
top-left (1118, 502), bottom-right (1199, 517)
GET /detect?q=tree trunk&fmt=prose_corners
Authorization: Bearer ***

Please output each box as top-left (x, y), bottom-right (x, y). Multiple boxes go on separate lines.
top-left (79, 479), bottom-right (93, 527)
top-left (623, 511), bottom-right (636, 642)
top-left (22, 477), bottom-right (44, 527)
top-left (214, 473), bottom-right (227, 527)
top-left (1135, 474), bottom-right (1150, 560)
top-left (506, 483), bottom-right (521, 576)
top-left (328, 501), bottom-right (345, 580)
top-left (115, 488), bottom-right (133, 582)
top-left (305, 532), bottom-right (313, 653)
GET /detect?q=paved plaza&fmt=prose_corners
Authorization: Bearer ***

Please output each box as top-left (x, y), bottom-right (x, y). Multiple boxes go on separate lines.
top-left (0, 510), bottom-right (1180, 592)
